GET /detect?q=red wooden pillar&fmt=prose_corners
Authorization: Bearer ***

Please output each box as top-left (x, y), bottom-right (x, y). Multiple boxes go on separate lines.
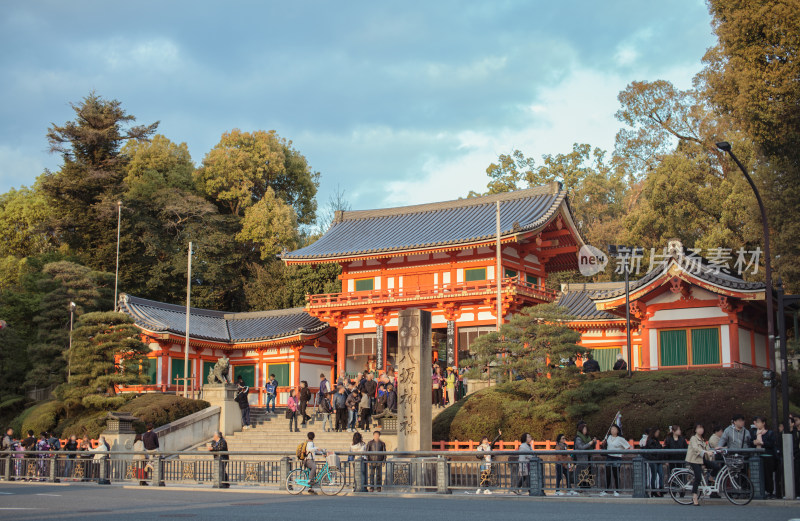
top-left (640, 322), bottom-right (650, 370)
top-left (257, 349), bottom-right (264, 405)
top-left (159, 342), bottom-right (169, 392)
top-left (728, 317), bottom-right (740, 367)
top-left (293, 346), bottom-right (301, 389)
top-left (336, 326), bottom-right (346, 380)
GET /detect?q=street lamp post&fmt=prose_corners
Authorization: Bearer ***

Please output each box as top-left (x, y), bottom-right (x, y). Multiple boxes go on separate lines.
top-left (608, 245), bottom-right (641, 376)
top-left (715, 142), bottom-right (779, 429)
top-left (113, 201), bottom-right (122, 312)
top-left (67, 301), bottom-right (76, 381)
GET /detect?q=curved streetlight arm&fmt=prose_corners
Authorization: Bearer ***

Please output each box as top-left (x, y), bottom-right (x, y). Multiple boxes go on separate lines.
top-left (717, 142), bottom-right (778, 431)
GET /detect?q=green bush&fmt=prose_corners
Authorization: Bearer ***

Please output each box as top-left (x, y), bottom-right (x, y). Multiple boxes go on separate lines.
top-left (20, 400), bottom-right (65, 436)
top-left (434, 368), bottom-right (800, 442)
top-left (119, 394), bottom-right (210, 433)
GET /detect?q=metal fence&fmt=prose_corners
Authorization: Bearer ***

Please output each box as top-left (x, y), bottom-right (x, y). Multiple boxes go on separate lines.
top-left (0, 449), bottom-right (766, 498)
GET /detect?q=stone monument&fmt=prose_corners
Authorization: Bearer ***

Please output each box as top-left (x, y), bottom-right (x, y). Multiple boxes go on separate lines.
top-left (396, 309), bottom-right (432, 452)
top-left (102, 411), bottom-right (138, 455)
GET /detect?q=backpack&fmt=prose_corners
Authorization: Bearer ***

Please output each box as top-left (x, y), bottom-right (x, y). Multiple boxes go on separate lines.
top-left (296, 441), bottom-right (308, 461)
top-left (48, 437), bottom-right (61, 451)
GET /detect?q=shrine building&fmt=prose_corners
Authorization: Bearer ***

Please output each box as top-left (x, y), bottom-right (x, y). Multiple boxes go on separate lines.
top-left (118, 184), bottom-right (773, 398)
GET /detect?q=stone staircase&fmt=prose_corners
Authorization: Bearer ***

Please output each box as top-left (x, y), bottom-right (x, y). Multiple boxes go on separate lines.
top-left (224, 407), bottom-right (370, 454)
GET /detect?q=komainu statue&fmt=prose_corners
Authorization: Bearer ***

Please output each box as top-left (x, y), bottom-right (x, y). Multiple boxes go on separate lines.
top-left (207, 356), bottom-right (230, 384)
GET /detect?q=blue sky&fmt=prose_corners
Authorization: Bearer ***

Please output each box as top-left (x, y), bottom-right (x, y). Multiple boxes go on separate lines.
top-left (0, 0), bottom-right (716, 214)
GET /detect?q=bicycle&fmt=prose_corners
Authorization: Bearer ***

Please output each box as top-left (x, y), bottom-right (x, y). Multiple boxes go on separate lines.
top-left (286, 453), bottom-right (345, 496)
top-left (667, 450), bottom-right (754, 506)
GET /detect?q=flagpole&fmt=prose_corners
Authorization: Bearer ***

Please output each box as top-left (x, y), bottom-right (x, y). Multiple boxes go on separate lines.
top-left (183, 242), bottom-right (192, 398)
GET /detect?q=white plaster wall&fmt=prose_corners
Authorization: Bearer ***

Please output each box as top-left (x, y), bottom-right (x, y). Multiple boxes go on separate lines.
top-left (651, 306), bottom-right (726, 321)
top-left (344, 321), bottom-right (360, 330)
top-left (460, 312), bottom-right (474, 321)
top-left (302, 346), bottom-right (330, 356)
top-left (347, 279), bottom-right (354, 292)
top-left (487, 266), bottom-right (495, 279)
top-left (456, 269), bottom-right (464, 283)
top-left (583, 330), bottom-right (604, 337)
top-left (739, 329), bottom-right (752, 365)
top-left (362, 319), bottom-right (376, 328)
top-left (157, 358), bottom-right (163, 385)
top-left (375, 277), bottom-right (381, 290)
top-left (720, 325), bottom-right (730, 366)
top-left (477, 311), bottom-right (495, 321)
top-left (442, 272), bottom-right (451, 284)
top-left (432, 314), bottom-right (446, 325)
top-left (754, 333), bottom-right (767, 367)
top-left (649, 329), bottom-right (658, 369)
top-left (300, 364), bottom-right (322, 385)
top-left (387, 277), bottom-right (394, 289)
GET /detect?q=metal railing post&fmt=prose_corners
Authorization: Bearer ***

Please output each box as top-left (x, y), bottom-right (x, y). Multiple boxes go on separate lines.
top-left (436, 456), bottom-right (450, 495)
top-left (98, 457), bottom-right (110, 485)
top-left (48, 456), bottom-right (59, 483)
top-left (4, 456), bottom-right (12, 481)
top-left (211, 457), bottom-right (222, 488)
top-left (748, 455), bottom-right (765, 499)
top-left (279, 457), bottom-right (291, 491)
top-left (151, 455), bottom-right (164, 486)
top-left (354, 459), bottom-right (366, 492)
top-left (529, 456), bottom-right (544, 496)
top-left (632, 456), bottom-right (646, 498)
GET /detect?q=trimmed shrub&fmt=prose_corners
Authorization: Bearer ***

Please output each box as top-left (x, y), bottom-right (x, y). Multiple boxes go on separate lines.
top-left (20, 400), bottom-right (65, 436)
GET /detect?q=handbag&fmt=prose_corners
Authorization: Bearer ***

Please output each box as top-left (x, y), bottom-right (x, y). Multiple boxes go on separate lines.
top-left (285, 410), bottom-right (293, 419)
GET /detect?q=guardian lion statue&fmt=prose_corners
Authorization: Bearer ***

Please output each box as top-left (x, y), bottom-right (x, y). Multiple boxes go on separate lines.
top-left (207, 356), bottom-right (230, 384)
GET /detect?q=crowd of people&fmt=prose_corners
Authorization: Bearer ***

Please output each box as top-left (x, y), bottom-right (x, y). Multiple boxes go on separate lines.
top-left (473, 413), bottom-right (800, 502)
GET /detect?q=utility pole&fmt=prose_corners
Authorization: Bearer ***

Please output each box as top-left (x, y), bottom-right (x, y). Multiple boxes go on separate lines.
top-left (113, 201), bottom-right (122, 311)
top-left (67, 302), bottom-right (76, 381)
top-left (495, 200), bottom-right (502, 332)
top-left (183, 242), bottom-right (192, 398)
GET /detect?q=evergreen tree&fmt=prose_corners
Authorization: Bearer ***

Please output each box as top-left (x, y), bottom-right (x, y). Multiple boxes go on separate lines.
top-left (461, 304), bottom-right (581, 382)
top-left (55, 311), bottom-right (149, 410)
top-left (25, 261), bottom-right (113, 389)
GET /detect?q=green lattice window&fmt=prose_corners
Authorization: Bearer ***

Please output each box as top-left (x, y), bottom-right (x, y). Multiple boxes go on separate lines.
top-left (355, 278), bottom-right (374, 291)
top-left (691, 328), bottom-right (720, 365)
top-left (203, 361), bottom-right (216, 384)
top-left (526, 273), bottom-right (538, 286)
top-left (267, 363), bottom-right (290, 388)
top-left (171, 358), bottom-right (194, 386)
top-left (504, 268), bottom-right (518, 279)
top-left (592, 347), bottom-right (621, 371)
top-left (233, 364), bottom-right (256, 387)
top-left (145, 358), bottom-right (157, 385)
top-left (465, 267), bottom-right (487, 282)
top-left (660, 330), bottom-right (688, 367)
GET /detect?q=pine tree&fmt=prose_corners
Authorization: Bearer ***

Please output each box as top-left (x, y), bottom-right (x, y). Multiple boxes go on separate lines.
top-left (461, 303), bottom-right (581, 382)
top-left (55, 311), bottom-right (149, 410)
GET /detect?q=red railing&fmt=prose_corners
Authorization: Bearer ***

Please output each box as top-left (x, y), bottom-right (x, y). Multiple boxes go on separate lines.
top-left (308, 278), bottom-right (558, 308)
top-left (433, 439), bottom-right (642, 451)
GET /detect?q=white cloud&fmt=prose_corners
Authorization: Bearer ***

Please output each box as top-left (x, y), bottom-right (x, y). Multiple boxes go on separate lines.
top-left (0, 145), bottom-right (47, 189)
top-left (80, 37), bottom-right (182, 73)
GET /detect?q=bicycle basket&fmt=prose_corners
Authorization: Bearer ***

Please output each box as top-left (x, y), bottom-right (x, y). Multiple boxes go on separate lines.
top-left (723, 454), bottom-right (744, 472)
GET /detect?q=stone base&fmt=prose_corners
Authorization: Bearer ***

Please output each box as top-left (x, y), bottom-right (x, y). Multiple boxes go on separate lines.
top-left (202, 384), bottom-right (241, 436)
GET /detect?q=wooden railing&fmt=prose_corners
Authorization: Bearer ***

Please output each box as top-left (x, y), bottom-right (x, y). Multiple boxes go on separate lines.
top-left (307, 277), bottom-right (558, 308)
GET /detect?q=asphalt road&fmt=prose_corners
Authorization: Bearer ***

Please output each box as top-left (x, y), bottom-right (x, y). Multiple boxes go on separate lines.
top-left (0, 483), bottom-right (797, 521)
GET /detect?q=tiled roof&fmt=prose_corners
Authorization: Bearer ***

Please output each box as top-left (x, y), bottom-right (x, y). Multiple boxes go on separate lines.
top-left (284, 182), bottom-right (571, 260)
top-left (118, 294), bottom-right (328, 343)
top-left (556, 282), bottom-right (625, 320)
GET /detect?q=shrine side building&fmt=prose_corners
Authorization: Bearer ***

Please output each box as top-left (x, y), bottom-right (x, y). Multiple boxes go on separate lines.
top-left (118, 184), bottom-right (773, 398)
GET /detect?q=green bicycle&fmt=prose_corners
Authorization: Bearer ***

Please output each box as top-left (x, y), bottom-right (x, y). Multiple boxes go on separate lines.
top-left (286, 457), bottom-right (345, 496)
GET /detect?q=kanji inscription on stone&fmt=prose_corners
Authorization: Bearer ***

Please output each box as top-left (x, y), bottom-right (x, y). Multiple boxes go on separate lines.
top-left (396, 309), bottom-right (432, 451)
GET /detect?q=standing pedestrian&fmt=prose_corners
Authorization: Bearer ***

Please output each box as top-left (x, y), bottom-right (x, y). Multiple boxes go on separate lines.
top-left (320, 392), bottom-right (333, 432)
top-left (318, 373), bottom-right (329, 410)
top-left (573, 422), bottom-right (597, 492)
top-left (209, 431), bottom-right (229, 488)
top-left (432, 366), bottom-right (444, 408)
top-left (346, 387), bottom-right (361, 432)
top-left (612, 354), bottom-right (627, 371)
top-left (365, 430), bottom-right (386, 492)
top-left (235, 384), bottom-right (251, 429)
top-left (264, 373), bottom-right (278, 414)
top-left (358, 389), bottom-right (371, 431)
top-left (385, 384), bottom-right (397, 413)
top-left (476, 429), bottom-right (502, 495)
top-left (515, 433), bottom-right (534, 492)
top-left (718, 414), bottom-right (752, 450)
top-left (554, 433), bottom-right (577, 495)
top-left (298, 381), bottom-right (312, 426)
top-left (63, 435), bottom-right (78, 478)
top-left (664, 425), bottom-right (687, 475)
top-left (750, 416), bottom-right (777, 498)
top-left (445, 367), bottom-right (457, 406)
top-left (287, 389), bottom-right (299, 432)
top-left (644, 427), bottom-right (663, 496)
top-left (334, 385), bottom-right (348, 432)
top-left (686, 424), bottom-right (714, 506)
top-left (600, 424), bottom-right (629, 496)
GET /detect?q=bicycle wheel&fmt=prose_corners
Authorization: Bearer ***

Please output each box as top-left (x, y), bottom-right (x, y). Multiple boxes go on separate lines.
top-left (667, 470), bottom-right (695, 505)
top-left (722, 472), bottom-right (753, 506)
top-left (286, 468), bottom-right (308, 495)
top-left (319, 469), bottom-right (345, 496)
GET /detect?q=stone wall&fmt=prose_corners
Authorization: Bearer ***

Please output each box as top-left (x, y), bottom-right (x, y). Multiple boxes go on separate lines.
top-left (154, 406), bottom-right (221, 452)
